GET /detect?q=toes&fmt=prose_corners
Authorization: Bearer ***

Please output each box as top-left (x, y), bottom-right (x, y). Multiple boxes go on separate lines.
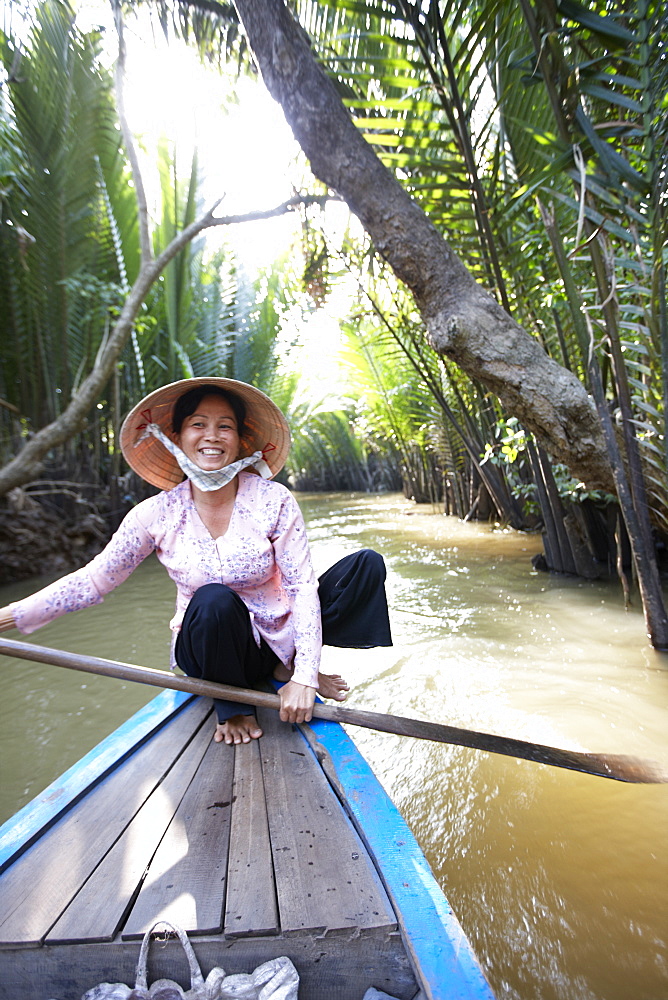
top-left (215, 716), bottom-right (263, 745)
top-left (316, 673), bottom-right (350, 700)
top-left (214, 724), bottom-right (236, 745)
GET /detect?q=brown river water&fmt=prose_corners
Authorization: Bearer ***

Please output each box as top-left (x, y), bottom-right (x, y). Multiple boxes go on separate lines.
top-left (1, 492), bottom-right (667, 1000)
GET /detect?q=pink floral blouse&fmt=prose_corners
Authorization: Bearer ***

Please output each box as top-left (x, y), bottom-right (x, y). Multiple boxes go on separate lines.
top-left (10, 473), bottom-right (322, 687)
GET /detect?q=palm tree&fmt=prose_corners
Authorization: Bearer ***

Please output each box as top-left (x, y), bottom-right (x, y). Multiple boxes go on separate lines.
top-left (291, 0), bottom-right (667, 546)
top-left (0, 0), bottom-right (136, 465)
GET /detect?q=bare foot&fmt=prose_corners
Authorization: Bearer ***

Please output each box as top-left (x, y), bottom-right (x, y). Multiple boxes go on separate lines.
top-left (272, 663), bottom-right (350, 702)
top-left (317, 672), bottom-right (349, 702)
top-left (214, 714), bottom-right (263, 745)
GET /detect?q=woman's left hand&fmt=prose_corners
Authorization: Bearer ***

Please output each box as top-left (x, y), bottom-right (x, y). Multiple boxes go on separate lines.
top-left (0, 606), bottom-right (16, 632)
top-left (278, 679), bottom-right (317, 724)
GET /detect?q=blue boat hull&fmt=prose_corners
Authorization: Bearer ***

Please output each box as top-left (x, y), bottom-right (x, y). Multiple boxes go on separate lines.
top-left (0, 691), bottom-right (493, 1000)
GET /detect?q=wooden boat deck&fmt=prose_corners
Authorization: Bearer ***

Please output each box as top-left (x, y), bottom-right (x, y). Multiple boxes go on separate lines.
top-left (0, 696), bottom-right (420, 999)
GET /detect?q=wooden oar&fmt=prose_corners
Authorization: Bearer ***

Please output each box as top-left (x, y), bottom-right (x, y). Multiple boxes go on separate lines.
top-left (0, 636), bottom-right (665, 783)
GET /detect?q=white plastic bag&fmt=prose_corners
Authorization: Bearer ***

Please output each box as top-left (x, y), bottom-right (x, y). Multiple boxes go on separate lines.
top-left (79, 922), bottom-right (223, 1000)
top-left (217, 957), bottom-right (299, 1000)
top-left (78, 922), bottom-right (299, 1000)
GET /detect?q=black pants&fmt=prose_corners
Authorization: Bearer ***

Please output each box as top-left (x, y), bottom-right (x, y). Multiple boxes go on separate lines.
top-left (175, 549), bottom-right (392, 722)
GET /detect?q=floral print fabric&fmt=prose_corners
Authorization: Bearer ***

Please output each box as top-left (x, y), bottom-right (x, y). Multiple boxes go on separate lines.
top-left (11, 472), bottom-right (322, 687)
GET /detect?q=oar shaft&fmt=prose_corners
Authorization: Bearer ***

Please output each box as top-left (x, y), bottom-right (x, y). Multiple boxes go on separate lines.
top-left (0, 636), bottom-right (282, 711)
top-left (1, 636), bottom-right (665, 783)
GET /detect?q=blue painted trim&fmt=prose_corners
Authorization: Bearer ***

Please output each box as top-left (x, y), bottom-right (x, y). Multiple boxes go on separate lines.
top-left (303, 716), bottom-right (495, 1000)
top-left (0, 689), bottom-right (194, 874)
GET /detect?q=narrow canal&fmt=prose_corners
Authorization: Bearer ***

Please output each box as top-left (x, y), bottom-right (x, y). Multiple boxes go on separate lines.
top-left (1, 492), bottom-right (666, 1000)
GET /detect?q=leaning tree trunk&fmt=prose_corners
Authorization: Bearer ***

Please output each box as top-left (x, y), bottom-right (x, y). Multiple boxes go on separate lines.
top-left (232, 0), bottom-right (613, 493)
top-left (232, 0), bottom-right (668, 648)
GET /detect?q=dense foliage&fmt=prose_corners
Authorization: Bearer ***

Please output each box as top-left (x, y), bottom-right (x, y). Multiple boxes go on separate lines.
top-left (1, 0), bottom-right (667, 597)
top-left (291, 0), bottom-right (668, 575)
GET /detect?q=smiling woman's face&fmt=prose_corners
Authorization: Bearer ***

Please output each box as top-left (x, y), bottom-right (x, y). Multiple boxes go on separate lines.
top-left (176, 395), bottom-right (240, 471)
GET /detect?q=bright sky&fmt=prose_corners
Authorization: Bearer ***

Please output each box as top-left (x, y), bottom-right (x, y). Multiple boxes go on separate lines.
top-left (100, 5), bottom-right (304, 262)
top-left (74, 0), bottom-right (355, 399)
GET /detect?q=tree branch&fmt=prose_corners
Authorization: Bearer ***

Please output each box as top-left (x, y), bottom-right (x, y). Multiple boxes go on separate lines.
top-left (204, 194), bottom-right (332, 228)
top-left (0, 194), bottom-right (322, 497)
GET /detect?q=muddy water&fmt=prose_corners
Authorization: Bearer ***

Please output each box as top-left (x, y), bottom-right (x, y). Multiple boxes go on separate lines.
top-left (1, 492), bottom-right (666, 1000)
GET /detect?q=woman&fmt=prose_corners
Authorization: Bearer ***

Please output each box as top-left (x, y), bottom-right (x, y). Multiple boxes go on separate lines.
top-left (0, 378), bottom-right (392, 745)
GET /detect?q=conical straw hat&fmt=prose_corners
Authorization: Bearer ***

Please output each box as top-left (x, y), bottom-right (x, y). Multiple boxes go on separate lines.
top-left (120, 378), bottom-right (291, 491)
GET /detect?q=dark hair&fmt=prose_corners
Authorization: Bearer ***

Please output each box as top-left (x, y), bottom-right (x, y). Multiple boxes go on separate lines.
top-left (172, 385), bottom-right (246, 437)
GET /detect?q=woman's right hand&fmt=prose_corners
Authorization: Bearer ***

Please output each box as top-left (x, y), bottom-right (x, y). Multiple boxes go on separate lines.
top-left (278, 679), bottom-right (317, 725)
top-left (0, 606), bottom-right (17, 632)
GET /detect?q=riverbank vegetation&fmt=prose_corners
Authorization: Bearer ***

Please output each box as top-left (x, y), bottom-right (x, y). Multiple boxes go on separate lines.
top-left (1, 1), bottom-right (667, 639)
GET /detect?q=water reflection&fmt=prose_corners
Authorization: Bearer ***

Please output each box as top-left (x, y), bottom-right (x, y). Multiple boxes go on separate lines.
top-left (1, 492), bottom-right (667, 1000)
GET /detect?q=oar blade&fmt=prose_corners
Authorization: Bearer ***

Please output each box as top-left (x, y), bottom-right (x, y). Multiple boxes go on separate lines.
top-left (315, 704), bottom-right (668, 784)
top-left (579, 753), bottom-right (668, 785)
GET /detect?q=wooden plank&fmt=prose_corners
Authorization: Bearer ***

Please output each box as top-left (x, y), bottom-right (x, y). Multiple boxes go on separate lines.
top-left (0, 690), bottom-right (195, 874)
top-left (46, 717), bottom-right (213, 944)
top-left (0, 930), bottom-right (419, 1000)
top-left (122, 735), bottom-right (235, 938)
top-left (305, 716), bottom-right (496, 1000)
top-left (257, 707), bottom-right (396, 937)
top-left (0, 698), bottom-right (210, 947)
top-left (224, 738), bottom-right (279, 937)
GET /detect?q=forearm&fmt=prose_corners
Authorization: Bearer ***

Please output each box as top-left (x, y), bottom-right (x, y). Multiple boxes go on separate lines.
top-left (10, 507), bottom-right (155, 634)
top-left (272, 493), bottom-right (322, 687)
top-left (10, 567), bottom-right (105, 633)
top-left (287, 581), bottom-right (322, 684)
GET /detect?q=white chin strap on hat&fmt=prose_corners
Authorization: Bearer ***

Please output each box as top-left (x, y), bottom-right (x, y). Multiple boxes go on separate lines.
top-left (137, 423), bottom-right (273, 491)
